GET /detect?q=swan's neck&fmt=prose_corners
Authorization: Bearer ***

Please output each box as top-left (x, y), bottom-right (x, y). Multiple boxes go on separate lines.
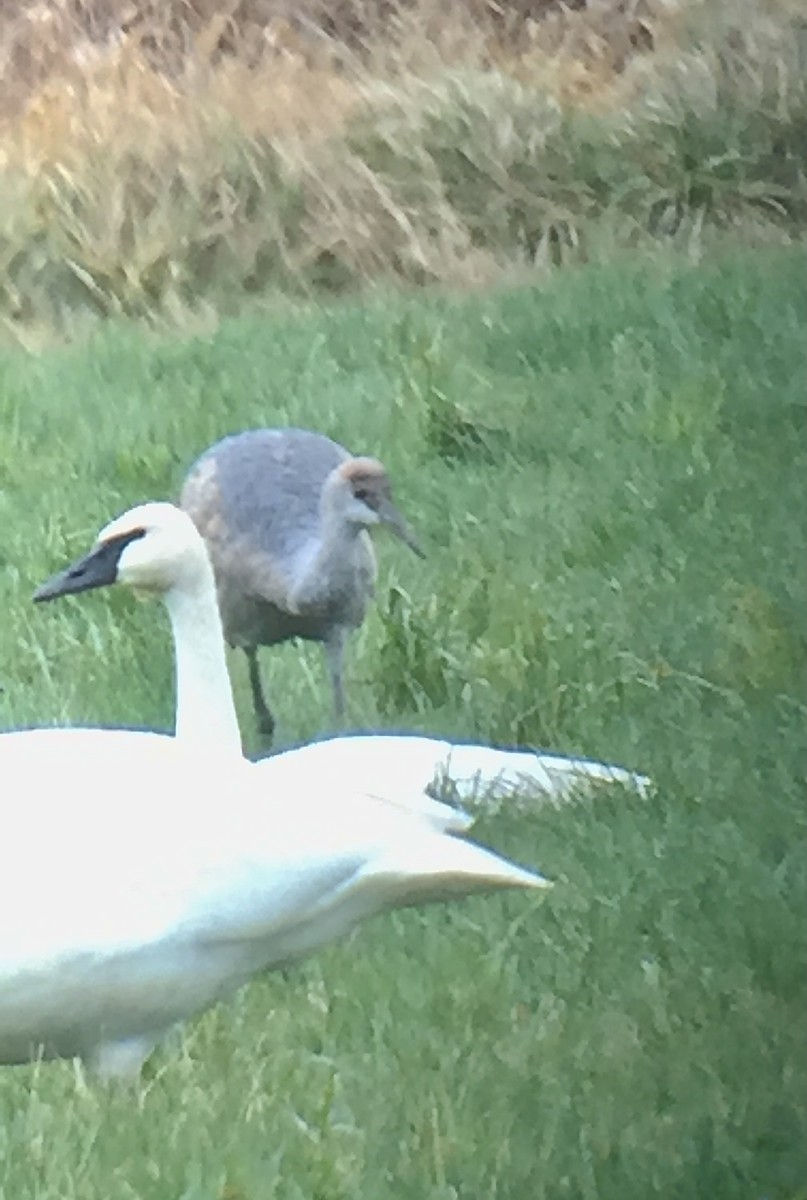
top-left (164, 579), bottom-right (242, 756)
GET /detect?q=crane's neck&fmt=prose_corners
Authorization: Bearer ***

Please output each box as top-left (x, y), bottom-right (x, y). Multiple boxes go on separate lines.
top-left (163, 577), bottom-right (243, 756)
top-left (296, 508), bottom-right (366, 607)
top-left (320, 505), bottom-right (366, 559)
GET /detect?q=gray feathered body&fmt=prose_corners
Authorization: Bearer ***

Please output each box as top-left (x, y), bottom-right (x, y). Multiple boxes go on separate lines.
top-left (180, 429), bottom-right (377, 650)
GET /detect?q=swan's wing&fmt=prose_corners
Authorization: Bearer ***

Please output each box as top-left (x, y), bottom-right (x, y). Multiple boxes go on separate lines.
top-left (518, 751), bottom-right (652, 799)
top-left (437, 743), bottom-right (652, 802)
top-left (351, 832), bottom-right (549, 907)
top-left (260, 734), bottom-right (650, 816)
top-left (167, 772), bottom-right (547, 947)
top-left (144, 833), bottom-right (547, 978)
top-left (258, 737), bottom-right (473, 831)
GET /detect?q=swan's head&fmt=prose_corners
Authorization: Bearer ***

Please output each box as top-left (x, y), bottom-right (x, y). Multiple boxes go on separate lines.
top-left (326, 458), bottom-right (424, 557)
top-left (33, 502), bottom-right (212, 604)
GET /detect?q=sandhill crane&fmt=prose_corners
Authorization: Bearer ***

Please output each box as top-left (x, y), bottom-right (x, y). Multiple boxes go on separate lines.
top-left (180, 428), bottom-right (423, 739)
top-left (2, 502), bottom-right (549, 1079)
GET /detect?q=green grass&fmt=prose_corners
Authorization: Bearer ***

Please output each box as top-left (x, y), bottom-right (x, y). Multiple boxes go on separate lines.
top-left (0, 245), bottom-right (805, 1197)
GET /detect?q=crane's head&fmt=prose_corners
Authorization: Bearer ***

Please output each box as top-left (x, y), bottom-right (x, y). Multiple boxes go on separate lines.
top-left (33, 502), bottom-right (213, 604)
top-left (333, 458), bottom-right (424, 557)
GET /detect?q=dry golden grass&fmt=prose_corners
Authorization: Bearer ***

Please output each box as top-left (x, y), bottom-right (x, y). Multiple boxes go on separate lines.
top-left (0, 0), bottom-right (804, 336)
top-left (0, 1), bottom-right (674, 129)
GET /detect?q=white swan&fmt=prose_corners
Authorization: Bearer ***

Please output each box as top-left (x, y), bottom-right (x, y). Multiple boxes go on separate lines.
top-left (28, 503), bottom-right (650, 826)
top-left (1, 504), bottom-right (549, 1078)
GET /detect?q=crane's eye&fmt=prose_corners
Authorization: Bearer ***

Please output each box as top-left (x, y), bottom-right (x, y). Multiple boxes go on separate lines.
top-left (354, 487), bottom-right (370, 503)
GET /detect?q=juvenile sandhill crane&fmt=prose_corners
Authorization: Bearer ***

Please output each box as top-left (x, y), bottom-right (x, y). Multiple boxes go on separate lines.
top-left (180, 428), bottom-right (423, 739)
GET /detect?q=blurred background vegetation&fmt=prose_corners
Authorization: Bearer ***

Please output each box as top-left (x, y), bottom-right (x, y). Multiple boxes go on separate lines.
top-left (0, 0), bottom-right (804, 340)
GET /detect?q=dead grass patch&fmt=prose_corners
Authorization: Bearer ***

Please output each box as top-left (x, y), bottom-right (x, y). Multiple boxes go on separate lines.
top-left (0, 0), bottom-right (804, 335)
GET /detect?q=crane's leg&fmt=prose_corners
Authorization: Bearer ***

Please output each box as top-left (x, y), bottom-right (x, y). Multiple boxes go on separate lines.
top-left (244, 646), bottom-right (275, 740)
top-left (324, 631), bottom-right (348, 727)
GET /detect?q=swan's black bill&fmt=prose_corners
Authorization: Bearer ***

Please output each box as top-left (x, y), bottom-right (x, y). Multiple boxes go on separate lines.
top-left (33, 528), bottom-right (146, 602)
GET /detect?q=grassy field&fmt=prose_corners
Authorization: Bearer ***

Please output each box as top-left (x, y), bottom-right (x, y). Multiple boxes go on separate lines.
top-left (0, 244), bottom-right (805, 1196)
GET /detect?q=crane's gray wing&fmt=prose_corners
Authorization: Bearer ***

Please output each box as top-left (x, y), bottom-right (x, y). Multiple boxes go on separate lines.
top-left (180, 428), bottom-right (351, 611)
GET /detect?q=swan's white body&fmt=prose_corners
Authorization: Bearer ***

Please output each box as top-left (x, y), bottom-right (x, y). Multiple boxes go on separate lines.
top-left (1, 734), bottom-right (541, 1076)
top-left (2, 503), bottom-right (555, 1077)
